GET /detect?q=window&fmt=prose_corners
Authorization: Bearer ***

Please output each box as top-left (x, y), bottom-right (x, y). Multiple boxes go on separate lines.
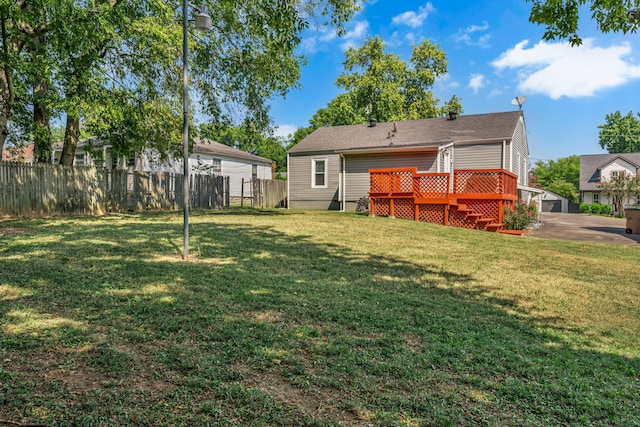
top-left (75, 154), bottom-right (85, 167)
top-left (312, 158), bottom-right (328, 188)
top-left (593, 193), bottom-right (599, 204)
top-left (252, 164), bottom-right (258, 179)
top-left (212, 159), bottom-right (221, 174)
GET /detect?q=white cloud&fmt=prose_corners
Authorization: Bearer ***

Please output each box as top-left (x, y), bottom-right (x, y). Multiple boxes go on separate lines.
top-left (299, 20), bottom-right (368, 53)
top-left (274, 124), bottom-right (298, 138)
top-left (340, 20), bottom-right (369, 50)
top-left (391, 2), bottom-right (435, 28)
top-left (468, 74), bottom-right (485, 93)
top-left (436, 73), bottom-right (460, 90)
top-left (455, 21), bottom-right (491, 48)
top-left (299, 26), bottom-right (338, 54)
top-left (492, 38), bottom-right (640, 99)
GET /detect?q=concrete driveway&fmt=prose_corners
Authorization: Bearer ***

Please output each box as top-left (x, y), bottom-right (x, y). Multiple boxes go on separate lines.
top-left (527, 212), bottom-right (640, 245)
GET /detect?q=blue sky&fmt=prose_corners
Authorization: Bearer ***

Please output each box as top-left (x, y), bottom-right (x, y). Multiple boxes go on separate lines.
top-left (269, 0), bottom-right (640, 164)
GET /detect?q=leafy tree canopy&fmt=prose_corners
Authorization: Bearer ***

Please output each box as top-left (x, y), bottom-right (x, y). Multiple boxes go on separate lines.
top-left (533, 155), bottom-right (580, 202)
top-left (290, 35), bottom-right (461, 145)
top-left (1, 0), bottom-right (361, 163)
top-left (598, 111), bottom-right (640, 153)
top-left (527, 0), bottom-right (640, 46)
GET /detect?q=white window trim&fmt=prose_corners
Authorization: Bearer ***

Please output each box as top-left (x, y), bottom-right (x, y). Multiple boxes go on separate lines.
top-left (311, 158), bottom-right (328, 189)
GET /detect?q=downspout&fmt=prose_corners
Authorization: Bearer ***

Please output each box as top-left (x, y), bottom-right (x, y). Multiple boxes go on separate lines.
top-left (286, 153), bottom-right (290, 209)
top-left (339, 153), bottom-right (346, 212)
top-left (437, 143), bottom-right (454, 173)
top-left (502, 140), bottom-right (506, 169)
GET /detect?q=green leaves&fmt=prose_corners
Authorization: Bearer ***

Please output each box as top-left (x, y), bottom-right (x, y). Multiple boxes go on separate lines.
top-left (533, 155), bottom-right (580, 202)
top-left (598, 110), bottom-right (640, 153)
top-left (527, 0), bottom-right (640, 46)
top-left (297, 35), bottom-right (459, 137)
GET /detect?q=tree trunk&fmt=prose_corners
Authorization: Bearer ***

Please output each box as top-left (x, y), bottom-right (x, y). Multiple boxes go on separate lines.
top-left (33, 95), bottom-right (51, 163)
top-left (0, 67), bottom-right (15, 160)
top-left (32, 31), bottom-right (52, 163)
top-left (60, 114), bottom-right (80, 165)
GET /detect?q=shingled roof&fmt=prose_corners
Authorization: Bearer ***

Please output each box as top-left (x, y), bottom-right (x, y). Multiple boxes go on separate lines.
top-left (193, 138), bottom-right (273, 164)
top-left (52, 138), bottom-right (273, 164)
top-left (288, 111), bottom-right (524, 154)
top-left (580, 152), bottom-right (640, 191)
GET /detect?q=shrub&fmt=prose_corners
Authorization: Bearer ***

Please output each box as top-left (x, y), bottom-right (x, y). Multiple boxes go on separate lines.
top-left (601, 204), bottom-right (611, 215)
top-left (503, 200), bottom-right (536, 230)
top-left (591, 203), bottom-right (601, 215)
top-left (579, 203), bottom-right (590, 213)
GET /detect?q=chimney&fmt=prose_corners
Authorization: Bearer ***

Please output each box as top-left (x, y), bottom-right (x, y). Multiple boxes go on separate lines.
top-left (393, 122), bottom-right (398, 132)
top-left (369, 118), bottom-right (377, 127)
top-left (448, 111), bottom-right (458, 120)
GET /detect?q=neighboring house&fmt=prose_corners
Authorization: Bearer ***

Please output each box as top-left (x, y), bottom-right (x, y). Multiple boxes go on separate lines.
top-left (2, 144), bottom-right (35, 163)
top-left (50, 138), bottom-right (274, 198)
top-left (580, 153), bottom-right (640, 207)
top-left (287, 111), bottom-right (531, 210)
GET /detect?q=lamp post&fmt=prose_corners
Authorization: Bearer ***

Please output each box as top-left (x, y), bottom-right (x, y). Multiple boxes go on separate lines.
top-left (182, 1), bottom-right (212, 260)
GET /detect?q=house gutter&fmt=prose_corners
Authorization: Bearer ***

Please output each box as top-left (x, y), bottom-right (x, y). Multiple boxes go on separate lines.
top-left (335, 145), bottom-right (440, 155)
top-left (339, 153), bottom-right (346, 212)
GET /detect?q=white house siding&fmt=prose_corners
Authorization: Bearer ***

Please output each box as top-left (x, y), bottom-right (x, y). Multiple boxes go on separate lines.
top-left (222, 160), bottom-right (271, 197)
top-left (142, 149), bottom-right (272, 198)
top-left (600, 158), bottom-right (636, 181)
top-left (344, 152), bottom-right (437, 207)
top-left (453, 143), bottom-right (503, 170)
top-left (288, 153), bottom-right (342, 209)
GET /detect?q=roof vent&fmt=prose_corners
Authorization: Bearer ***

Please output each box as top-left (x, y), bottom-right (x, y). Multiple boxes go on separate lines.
top-left (448, 111), bottom-right (458, 120)
top-left (369, 118), bottom-right (377, 127)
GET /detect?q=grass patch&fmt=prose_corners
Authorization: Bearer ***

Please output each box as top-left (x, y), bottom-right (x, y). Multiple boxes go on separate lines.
top-left (0, 208), bottom-right (638, 426)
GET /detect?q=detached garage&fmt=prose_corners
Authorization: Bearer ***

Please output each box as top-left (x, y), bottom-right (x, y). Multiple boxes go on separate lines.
top-left (542, 190), bottom-right (571, 213)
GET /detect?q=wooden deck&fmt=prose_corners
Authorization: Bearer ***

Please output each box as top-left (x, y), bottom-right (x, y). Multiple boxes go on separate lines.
top-left (369, 168), bottom-right (519, 232)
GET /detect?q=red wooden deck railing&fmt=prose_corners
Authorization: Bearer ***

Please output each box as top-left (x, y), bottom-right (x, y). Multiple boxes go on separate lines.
top-left (369, 168), bottom-right (519, 232)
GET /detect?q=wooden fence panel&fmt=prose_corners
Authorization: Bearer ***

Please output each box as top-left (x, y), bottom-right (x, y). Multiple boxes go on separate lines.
top-left (0, 162), bottom-right (229, 218)
top-left (251, 178), bottom-right (286, 208)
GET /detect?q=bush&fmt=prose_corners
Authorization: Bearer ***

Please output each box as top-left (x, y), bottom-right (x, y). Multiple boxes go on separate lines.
top-left (601, 204), bottom-right (611, 215)
top-left (579, 203), bottom-right (590, 213)
top-left (503, 200), bottom-right (536, 230)
top-left (591, 203), bottom-right (601, 214)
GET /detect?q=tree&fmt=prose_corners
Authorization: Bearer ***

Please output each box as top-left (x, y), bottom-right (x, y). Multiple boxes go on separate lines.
top-left (532, 155), bottom-right (580, 202)
top-left (290, 35), bottom-right (461, 145)
top-left (1, 1), bottom-right (362, 164)
top-left (598, 111), bottom-right (640, 153)
top-left (598, 171), bottom-right (640, 214)
top-left (527, 0), bottom-right (640, 46)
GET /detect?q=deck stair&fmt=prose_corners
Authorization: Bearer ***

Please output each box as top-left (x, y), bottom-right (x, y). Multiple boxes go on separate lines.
top-left (450, 201), bottom-right (501, 232)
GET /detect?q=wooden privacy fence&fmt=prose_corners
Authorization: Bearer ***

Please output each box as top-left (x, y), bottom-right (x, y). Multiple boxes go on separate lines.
top-left (369, 167), bottom-right (519, 232)
top-left (0, 161), bottom-right (229, 218)
top-left (241, 178), bottom-right (287, 208)
top-left (252, 178), bottom-right (287, 208)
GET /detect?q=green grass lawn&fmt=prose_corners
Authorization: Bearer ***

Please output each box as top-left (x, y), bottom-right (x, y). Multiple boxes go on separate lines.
top-left (1, 208), bottom-right (638, 426)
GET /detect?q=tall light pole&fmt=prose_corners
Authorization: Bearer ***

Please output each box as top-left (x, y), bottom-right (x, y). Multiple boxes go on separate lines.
top-left (182, 1), bottom-right (212, 260)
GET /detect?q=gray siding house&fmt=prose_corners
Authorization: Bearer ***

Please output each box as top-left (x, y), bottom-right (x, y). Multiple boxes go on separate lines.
top-left (580, 153), bottom-right (640, 206)
top-left (287, 111), bottom-right (530, 211)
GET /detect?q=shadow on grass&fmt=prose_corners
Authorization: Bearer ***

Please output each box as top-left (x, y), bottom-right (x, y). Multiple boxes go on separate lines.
top-left (0, 210), bottom-right (638, 426)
